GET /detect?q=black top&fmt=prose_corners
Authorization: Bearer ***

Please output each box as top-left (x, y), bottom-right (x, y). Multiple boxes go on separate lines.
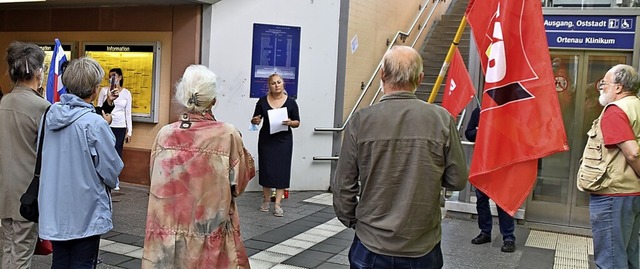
top-left (252, 96), bottom-right (300, 189)
top-left (95, 100), bottom-right (115, 115)
top-left (465, 107), bottom-right (480, 142)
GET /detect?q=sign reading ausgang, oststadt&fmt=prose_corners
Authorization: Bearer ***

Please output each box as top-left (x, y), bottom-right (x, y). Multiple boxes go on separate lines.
top-left (544, 15), bottom-right (636, 50)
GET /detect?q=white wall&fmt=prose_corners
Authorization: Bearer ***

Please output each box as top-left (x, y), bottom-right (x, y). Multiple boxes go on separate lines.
top-left (205, 0), bottom-right (341, 191)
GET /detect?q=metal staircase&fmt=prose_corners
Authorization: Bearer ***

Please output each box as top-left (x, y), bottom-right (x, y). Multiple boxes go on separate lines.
top-left (313, 0), bottom-right (471, 162)
top-left (416, 0), bottom-right (471, 103)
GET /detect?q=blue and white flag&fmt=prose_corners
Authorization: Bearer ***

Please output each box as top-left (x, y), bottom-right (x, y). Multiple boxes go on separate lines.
top-left (46, 38), bottom-right (67, 103)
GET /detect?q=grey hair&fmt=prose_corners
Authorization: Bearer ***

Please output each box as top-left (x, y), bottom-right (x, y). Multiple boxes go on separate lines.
top-left (175, 65), bottom-right (217, 113)
top-left (62, 57), bottom-right (104, 99)
top-left (381, 45), bottom-right (423, 90)
top-left (610, 64), bottom-right (640, 94)
top-left (6, 41), bottom-right (45, 83)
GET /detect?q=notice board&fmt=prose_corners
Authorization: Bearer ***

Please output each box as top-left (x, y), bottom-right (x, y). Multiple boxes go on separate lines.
top-left (84, 42), bottom-right (160, 123)
top-left (250, 23), bottom-right (301, 98)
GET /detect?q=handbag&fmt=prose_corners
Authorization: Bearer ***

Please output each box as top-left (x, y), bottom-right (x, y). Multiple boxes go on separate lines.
top-left (34, 237), bottom-right (53, 255)
top-left (19, 106), bottom-right (50, 223)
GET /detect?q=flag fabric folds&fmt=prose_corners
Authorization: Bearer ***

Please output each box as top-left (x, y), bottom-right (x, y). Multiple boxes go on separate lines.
top-left (466, 0), bottom-right (568, 215)
top-left (46, 39), bottom-right (68, 103)
top-left (442, 47), bottom-right (476, 117)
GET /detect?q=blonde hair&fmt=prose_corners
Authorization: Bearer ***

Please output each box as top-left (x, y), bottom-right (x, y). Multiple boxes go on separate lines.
top-left (268, 73), bottom-right (287, 95)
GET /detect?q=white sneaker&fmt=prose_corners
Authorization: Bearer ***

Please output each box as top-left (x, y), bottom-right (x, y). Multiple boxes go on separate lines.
top-left (113, 186), bottom-right (120, 191)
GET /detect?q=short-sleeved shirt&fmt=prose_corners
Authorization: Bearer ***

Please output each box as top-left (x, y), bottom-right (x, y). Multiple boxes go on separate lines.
top-left (601, 105), bottom-right (635, 147)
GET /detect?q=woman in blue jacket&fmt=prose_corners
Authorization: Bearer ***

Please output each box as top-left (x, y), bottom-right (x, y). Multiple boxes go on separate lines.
top-left (38, 57), bottom-right (123, 268)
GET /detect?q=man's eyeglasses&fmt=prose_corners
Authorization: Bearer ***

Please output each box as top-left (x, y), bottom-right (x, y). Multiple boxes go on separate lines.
top-left (598, 79), bottom-right (618, 88)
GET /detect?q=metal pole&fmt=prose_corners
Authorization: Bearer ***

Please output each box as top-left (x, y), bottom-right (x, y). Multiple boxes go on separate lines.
top-left (427, 16), bottom-right (468, 104)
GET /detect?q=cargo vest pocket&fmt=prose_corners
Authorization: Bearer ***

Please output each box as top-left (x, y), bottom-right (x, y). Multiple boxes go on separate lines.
top-left (577, 123), bottom-right (609, 192)
top-left (577, 158), bottom-right (609, 192)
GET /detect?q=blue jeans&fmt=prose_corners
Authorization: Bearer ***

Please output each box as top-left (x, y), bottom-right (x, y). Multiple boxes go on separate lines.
top-left (51, 235), bottom-right (100, 269)
top-left (349, 235), bottom-right (443, 269)
top-left (475, 188), bottom-right (515, 242)
top-left (590, 195), bottom-right (640, 269)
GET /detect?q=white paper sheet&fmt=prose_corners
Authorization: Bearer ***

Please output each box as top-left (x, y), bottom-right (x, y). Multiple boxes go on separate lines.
top-left (268, 108), bottom-right (289, 134)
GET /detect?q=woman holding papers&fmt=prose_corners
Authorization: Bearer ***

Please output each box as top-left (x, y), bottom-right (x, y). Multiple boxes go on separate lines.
top-left (251, 73), bottom-right (300, 217)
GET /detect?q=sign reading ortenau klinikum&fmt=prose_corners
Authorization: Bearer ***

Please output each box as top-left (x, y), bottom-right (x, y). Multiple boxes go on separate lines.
top-left (544, 15), bottom-right (636, 50)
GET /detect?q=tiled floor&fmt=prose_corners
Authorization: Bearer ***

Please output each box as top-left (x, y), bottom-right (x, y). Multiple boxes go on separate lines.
top-left (248, 217), bottom-right (349, 268)
top-left (1, 185), bottom-right (601, 268)
top-left (525, 230), bottom-right (594, 269)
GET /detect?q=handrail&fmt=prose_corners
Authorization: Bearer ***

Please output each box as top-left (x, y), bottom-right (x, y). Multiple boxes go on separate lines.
top-left (313, 156), bottom-right (340, 161)
top-left (367, 0), bottom-right (444, 107)
top-left (314, 0), bottom-right (441, 132)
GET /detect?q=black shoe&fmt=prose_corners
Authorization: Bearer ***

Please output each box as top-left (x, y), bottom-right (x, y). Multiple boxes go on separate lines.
top-left (471, 233), bottom-right (491, 244)
top-left (501, 241), bottom-right (516, 252)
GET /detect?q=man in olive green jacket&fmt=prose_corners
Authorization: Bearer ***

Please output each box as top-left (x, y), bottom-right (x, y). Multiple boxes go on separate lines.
top-left (333, 45), bottom-right (468, 269)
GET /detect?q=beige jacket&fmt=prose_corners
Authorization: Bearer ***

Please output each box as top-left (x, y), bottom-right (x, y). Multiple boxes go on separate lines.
top-left (578, 96), bottom-right (640, 194)
top-left (333, 91), bottom-right (468, 257)
top-left (0, 86), bottom-right (50, 220)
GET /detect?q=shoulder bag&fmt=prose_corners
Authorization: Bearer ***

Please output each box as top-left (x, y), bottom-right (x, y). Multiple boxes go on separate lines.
top-left (19, 106), bottom-right (50, 223)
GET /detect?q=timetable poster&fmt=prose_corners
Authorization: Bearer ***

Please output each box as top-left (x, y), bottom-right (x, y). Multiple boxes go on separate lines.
top-left (250, 23), bottom-right (301, 98)
top-left (85, 43), bottom-right (157, 122)
top-left (38, 43), bottom-right (73, 96)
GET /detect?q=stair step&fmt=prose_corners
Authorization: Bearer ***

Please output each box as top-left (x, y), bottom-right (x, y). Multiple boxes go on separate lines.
top-left (424, 43), bottom-right (470, 50)
top-left (417, 0), bottom-right (474, 88)
top-left (423, 52), bottom-right (470, 61)
top-left (430, 24), bottom-right (467, 31)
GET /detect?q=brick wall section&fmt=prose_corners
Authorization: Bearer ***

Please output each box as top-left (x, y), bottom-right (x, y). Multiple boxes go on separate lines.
top-left (121, 148), bottom-right (152, 185)
top-left (343, 0), bottom-right (423, 120)
top-left (342, 0), bottom-right (451, 120)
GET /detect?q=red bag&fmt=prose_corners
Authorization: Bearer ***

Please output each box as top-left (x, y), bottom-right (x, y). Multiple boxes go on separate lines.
top-left (34, 238), bottom-right (53, 255)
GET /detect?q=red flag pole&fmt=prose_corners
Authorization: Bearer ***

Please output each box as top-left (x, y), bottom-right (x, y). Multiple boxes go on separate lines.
top-left (427, 16), bottom-right (468, 104)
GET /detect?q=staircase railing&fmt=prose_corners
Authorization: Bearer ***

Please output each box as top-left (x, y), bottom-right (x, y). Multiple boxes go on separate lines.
top-left (313, 0), bottom-right (444, 161)
top-left (366, 2), bottom-right (446, 107)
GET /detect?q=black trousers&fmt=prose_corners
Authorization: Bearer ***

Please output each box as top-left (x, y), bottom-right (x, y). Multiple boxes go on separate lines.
top-left (51, 235), bottom-right (100, 269)
top-left (111, 127), bottom-right (127, 157)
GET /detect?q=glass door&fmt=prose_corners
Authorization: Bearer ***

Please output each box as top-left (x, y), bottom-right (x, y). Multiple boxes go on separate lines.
top-left (525, 51), bottom-right (630, 227)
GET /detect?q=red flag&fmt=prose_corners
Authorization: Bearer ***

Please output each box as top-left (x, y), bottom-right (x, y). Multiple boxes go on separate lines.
top-left (442, 47), bottom-right (476, 117)
top-left (466, 0), bottom-right (568, 215)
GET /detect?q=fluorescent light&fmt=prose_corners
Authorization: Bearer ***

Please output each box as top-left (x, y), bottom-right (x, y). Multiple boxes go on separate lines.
top-left (0, 0), bottom-right (46, 3)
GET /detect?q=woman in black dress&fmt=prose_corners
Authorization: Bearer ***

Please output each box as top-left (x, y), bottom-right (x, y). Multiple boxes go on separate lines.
top-left (251, 74), bottom-right (300, 217)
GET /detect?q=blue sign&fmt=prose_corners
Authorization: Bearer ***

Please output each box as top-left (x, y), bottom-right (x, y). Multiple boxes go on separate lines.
top-left (250, 23), bottom-right (301, 98)
top-left (544, 15), bottom-right (636, 50)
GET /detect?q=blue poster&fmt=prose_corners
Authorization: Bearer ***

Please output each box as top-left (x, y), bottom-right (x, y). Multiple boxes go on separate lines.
top-left (544, 15), bottom-right (636, 50)
top-left (250, 23), bottom-right (301, 98)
